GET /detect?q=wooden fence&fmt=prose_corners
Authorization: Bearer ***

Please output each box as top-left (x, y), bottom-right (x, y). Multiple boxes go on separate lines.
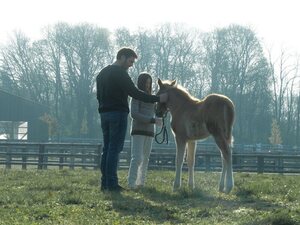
top-left (0, 142), bottom-right (102, 170)
top-left (0, 142), bottom-right (300, 173)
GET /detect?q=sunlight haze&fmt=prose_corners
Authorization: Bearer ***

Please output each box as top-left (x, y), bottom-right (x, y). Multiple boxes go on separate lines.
top-left (0, 0), bottom-right (299, 55)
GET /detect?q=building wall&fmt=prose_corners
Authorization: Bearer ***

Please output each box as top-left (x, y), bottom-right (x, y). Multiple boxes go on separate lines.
top-left (0, 90), bottom-right (49, 141)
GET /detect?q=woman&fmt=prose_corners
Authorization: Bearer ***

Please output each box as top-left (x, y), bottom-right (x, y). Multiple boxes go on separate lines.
top-left (127, 72), bottom-right (162, 189)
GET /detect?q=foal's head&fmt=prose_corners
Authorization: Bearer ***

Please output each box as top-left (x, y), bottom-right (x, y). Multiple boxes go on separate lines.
top-left (155, 78), bottom-right (176, 117)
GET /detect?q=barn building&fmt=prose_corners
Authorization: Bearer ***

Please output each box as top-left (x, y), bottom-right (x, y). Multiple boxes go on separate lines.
top-left (0, 89), bottom-right (48, 142)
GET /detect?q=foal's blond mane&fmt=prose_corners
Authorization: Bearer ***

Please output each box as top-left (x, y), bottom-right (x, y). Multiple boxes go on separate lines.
top-left (165, 81), bottom-right (200, 103)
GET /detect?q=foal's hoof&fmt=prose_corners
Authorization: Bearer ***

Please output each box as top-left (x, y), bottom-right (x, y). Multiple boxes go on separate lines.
top-left (218, 185), bottom-right (225, 193)
top-left (188, 184), bottom-right (195, 190)
top-left (219, 189), bottom-right (224, 193)
top-left (173, 184), bottom-right (181, 192)
top-left (219, 187), bottom-right (233, 194)
top-left (224, 187), bottom-right (233, 194)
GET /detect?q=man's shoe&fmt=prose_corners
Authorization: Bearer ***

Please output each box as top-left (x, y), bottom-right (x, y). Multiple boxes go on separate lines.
top-left (100, 186), bottom-right (108, 192)
top-left (136, 184), bottom-right (144, 189)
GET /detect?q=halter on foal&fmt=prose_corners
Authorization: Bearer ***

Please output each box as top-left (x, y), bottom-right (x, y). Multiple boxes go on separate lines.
top-left (155, 79), bottom-right (235, 194)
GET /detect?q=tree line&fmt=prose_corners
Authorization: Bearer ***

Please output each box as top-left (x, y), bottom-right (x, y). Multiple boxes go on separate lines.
top-left (0, 22), bottom-right (299, 146)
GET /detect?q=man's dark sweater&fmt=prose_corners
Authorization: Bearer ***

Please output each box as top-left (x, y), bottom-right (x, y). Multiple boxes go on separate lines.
top-left (97, 65), bottom-right (159, 113)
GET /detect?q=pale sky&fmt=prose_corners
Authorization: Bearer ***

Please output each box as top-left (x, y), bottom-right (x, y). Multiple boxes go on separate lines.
top-left (1, 0), bottom-right (300, 55)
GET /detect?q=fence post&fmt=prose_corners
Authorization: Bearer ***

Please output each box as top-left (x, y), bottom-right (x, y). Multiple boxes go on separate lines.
top-left (38, 144), bottom-right (45, 170)
top-left (278, 154), bottom-right (284, 173)
top-left (59, 149), bottom-right (64, 170)
top-left (43, 147), bottom-right (48, 170)
top-left (22, 148), bottom-right (27, 170)
top-left (82, 148), bottom-right (86, 169)
top-left (205, 154), bottom-right (211, 172)
top-left (257, 155), bottom-right (264, 174)
top-left (6, 147), bottom-right (11, 169)
top-left (69, 149), bottom-right (75, 170)
top-left (94, 144), bottom-right (102, 170)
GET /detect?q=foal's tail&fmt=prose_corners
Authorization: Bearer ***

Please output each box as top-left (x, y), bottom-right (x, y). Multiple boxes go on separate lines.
top-left (223, 101), bottom-right (235, 147)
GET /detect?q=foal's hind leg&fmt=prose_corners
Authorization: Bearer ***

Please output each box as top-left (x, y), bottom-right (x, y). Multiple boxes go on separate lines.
top-left (173, 137), bottom-right (186, 191)
top-left (187, 141), bottom-right (196, 189)
top-left (214, 136), bottom-right (234, 194)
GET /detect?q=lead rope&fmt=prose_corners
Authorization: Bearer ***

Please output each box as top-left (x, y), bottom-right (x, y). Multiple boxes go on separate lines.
top-left (154, 113), bottom-right (168, 144)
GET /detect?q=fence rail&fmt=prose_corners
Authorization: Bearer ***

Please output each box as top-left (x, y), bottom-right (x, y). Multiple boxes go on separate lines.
top-left (1, 142), bottom-right (300, 173)
top-left (0, 142), bottom-right (102, 170)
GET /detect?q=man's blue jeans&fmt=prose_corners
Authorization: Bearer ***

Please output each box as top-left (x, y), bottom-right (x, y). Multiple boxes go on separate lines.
top-left (100, 111), bottom-right (128, 189)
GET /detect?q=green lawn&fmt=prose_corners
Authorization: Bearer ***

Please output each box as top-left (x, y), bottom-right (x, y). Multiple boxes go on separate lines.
top-left (0, 169), bottom-right (299, 225)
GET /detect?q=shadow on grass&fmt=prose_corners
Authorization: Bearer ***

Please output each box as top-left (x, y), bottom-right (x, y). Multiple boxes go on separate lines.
top-left (140, 185), bottom-right (216, 203)
top-left (106, 187), bottom-right (240, 223)
top-left (106, 191), bottom-right (184, 224)
top-left (242, 209), bottom-right (299, 225)
top-left (141, 184), bottom-right (287, 222)
top-left (234, 184), bottom-right (282, 209)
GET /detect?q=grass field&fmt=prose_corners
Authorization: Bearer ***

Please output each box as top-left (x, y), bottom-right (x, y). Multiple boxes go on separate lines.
top-left (0, 169), bottom-right (299, 225)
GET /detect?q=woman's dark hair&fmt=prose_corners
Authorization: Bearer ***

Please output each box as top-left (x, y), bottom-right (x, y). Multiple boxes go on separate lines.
top-left (116, 47), bottom-right (138, 60)
top-left (137, 72), bottom-right (152, 93)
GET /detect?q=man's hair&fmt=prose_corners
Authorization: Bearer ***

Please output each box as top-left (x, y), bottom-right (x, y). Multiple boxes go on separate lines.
top-left (116, 47), bottom-right (138, 60)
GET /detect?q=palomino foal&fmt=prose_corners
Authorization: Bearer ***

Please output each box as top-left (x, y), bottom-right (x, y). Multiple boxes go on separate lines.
top-left (156, 79), bottom-right (235, 194)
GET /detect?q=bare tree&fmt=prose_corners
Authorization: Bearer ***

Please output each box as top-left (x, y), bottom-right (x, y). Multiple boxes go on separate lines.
top-left (267, 48), bottom-right (300, 144)
top-left (0, 32), bottom-right (52, 105)
top-left (268, 49), bottom-right (298, 123)
top-left (52, 23), bottom-right (111, 137)
top-left (296, 88), bottom-right (300, 145)
top-left (202, 25), bottom-right (272, 143)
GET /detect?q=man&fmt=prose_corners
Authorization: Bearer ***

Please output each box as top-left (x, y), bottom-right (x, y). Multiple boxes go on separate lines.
top-left (96, 47), bottom-right (167, 192)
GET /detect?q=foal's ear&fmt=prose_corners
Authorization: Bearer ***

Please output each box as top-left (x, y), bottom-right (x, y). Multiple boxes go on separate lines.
top-left (171, 80), bottom-right (177, 86)
top-left (158, 78), bottom-right (163, 87)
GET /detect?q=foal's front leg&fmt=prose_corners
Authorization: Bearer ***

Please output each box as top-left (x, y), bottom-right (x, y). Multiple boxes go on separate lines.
top-left (173, 138), bottom-right (186, 191)
top-left (187, 141), bottom-right (196, 189)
